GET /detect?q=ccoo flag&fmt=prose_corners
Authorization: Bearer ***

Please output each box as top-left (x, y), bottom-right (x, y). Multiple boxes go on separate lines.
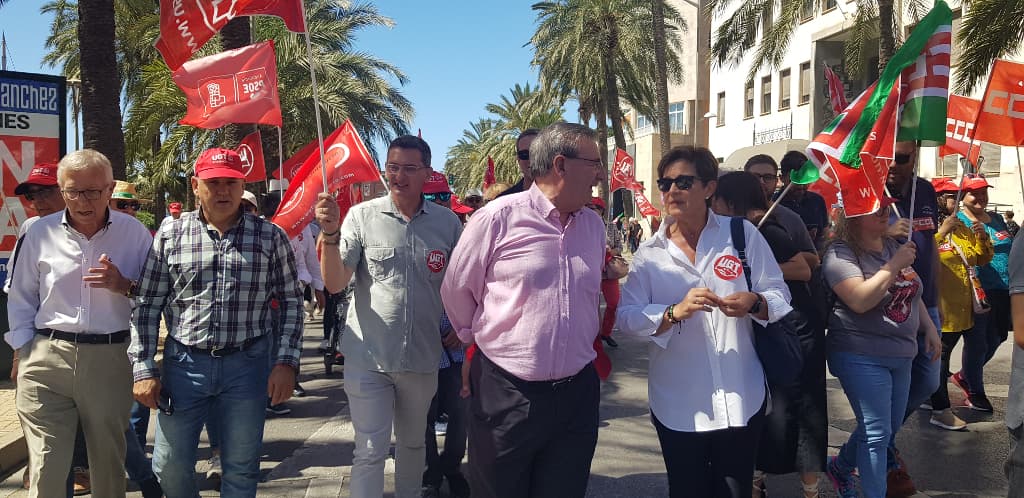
top-left (173, 41), bottom-right (283, 129)
top-left (973, 59), bottom-right (1024, 146)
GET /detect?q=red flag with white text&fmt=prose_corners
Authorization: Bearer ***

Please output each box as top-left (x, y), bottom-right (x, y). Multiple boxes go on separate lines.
top-left (241, 0), bottom-right (306, 33)
top-left (973, 59), bottom-right (1024, 146)
top-left (271, 121), bottom-right (381, 238)
top-left (173, 41), bottom-right (282, 128)
top-left (824, 64), bottom-right (849, 114)
top-left (273, 125), bottom-right (350, 180)
top-left (483, 156), bottom-right (496, 191)
top-left (236, 130), bottom-right (267, 183)
top-left (940, 95), bottom-right (982, 166)
top-left (611, 149), bottom-right (636, 192)
top-left (632, 184), bottom-right (661, 217)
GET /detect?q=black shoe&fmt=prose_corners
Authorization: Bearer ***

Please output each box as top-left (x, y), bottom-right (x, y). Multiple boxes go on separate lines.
top-left (420, 484), bottom-right (440, 498)
top-left (602, 336), bottom-right (618, 348)
top-left (293, 383), bottom-right (306, 397)
top-left (967, 392), bottom-right (994, 412)
top-left (332, 353), bottom-right (345, 365)
top-left (446, 473), bottom-right (470, 498)
top-left (138, 476), bottom-right (163, 498)
top-left (266, 402), bottom-right (291, 416)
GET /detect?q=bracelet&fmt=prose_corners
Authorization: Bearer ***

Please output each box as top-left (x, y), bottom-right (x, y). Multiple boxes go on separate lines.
top-left (321, 237), bottom-right (341, 246)
top-left (665, 304), bottom-right (682, 324)
top-left (124, 280), bottom-right (139, 298)
top-left (321, 228), bottom-right (340, 237)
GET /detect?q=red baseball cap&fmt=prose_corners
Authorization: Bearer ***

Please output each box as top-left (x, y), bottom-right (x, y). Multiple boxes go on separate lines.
top-left (451, 195), bottom-right (474, 215)
top-left (194, 148), bottom-right (245, 180)
top-left (423, 171), bottom-right (451, 194)
top-left (168, 202), bottom-right (183, 213)
top-left (931, 177), bottom-right (960, 194)
top-left (589, 197), bottom-right (606, 210)
top-left (14, 163), bottom-right (59, 195)
top-left (961, 174), bottom-right (992, 192)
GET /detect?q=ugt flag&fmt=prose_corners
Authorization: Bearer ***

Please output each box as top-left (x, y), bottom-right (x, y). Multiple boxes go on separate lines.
top-left (271, 121), bottom-right (381, 238)
top-left (236, 130), bottom-right (267, 183)
top-left (173, 41), bottom-right (283, 129)
top-left (633, 188), bottom-right (660, 217)
top-left (156, 0), bottom-right (306, 71)
top-left (611, 149), bottom-right (636, 192)
top-left (974, 59), bottom-right (1024, 146)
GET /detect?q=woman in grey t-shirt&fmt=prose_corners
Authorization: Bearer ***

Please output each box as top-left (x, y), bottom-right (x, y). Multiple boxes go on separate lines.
top-left (821, 201), bottom-right (941, 498)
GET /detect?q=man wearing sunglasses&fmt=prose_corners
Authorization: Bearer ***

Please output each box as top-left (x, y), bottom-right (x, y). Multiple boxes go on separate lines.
top-left (496, 128), bottom-right (541, 199)
top-left (109, 181), bottom-right (148, 216)
top-left (744, 155), bottom-right (819, 265)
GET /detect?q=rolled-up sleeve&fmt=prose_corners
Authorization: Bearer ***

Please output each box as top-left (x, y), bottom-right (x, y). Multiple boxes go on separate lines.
top-left (744, 224), bottom-right (793, 325)
top-left (338, 207), bottom-right (364, 270)
top-left (441, 212), bottom-right (498, 344)
top-left (616, 253), bottom-right (674, 349)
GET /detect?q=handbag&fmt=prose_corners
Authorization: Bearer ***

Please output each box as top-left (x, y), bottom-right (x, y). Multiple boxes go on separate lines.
top-left (947, 236), bottom-right (991, 314)
top-left (730, 217), bottom-right (804, 385)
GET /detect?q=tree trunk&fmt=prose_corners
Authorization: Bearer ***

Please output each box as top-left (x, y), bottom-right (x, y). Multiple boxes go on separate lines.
top-left (151, 134), bottom-right (166, 220)
top-left (652, 0), bottom-right (672, 156)
top-left (602, 48), bottom-right (627, 151)
top-left (220, 17), bottom-right (257, 146)
top-left (595, 96), bottom-right (610, 211)
top-left (78, 0), bottom-right (126, 179)
top-left (877, 0), bottom-right (897, 71)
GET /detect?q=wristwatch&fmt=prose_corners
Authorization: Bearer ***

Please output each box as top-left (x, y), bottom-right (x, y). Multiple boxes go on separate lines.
top-left (747, 293), bottom-right (764, 315)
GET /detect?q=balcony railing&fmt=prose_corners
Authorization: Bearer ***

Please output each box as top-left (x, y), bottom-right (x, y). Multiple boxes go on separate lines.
top-left (753, 118), bottom-right (793, 145)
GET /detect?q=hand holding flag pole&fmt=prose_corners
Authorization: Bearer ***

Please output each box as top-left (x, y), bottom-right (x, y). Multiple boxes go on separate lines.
top-left (758, 160), bottom-right (818, 228)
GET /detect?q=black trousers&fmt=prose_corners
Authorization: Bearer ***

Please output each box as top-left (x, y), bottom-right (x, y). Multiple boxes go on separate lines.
top-left (652, 400), bottom-right (767, 498)
top-left (424, 362), bottom-right (468, 487)
top-left (467, 353), bottom-right (600, 498)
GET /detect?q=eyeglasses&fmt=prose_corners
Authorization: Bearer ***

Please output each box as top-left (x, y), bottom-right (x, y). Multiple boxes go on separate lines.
top-left (116, 200), bottom-right (141, 211)
top-left (62, 188), bottom-right (105, 200)
top-left (564, 155), bottom-right (603, 168)
top-left (752, 173), bottom-right (779, 184)
top-left (516, 150), bottom-right (530, 161)
top-left (894, 153), bottom-right (913, 165)
top-left (657, 175), bottom-right (698, 192)
top-left (24, 187), bottom-right (58, 201)
top-left (385, 163), bottom-right (428, 175)
top-left (424, 192), bottom-right (451, 202)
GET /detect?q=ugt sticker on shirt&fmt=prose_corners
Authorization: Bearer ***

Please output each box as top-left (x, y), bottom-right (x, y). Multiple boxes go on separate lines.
top-left (714, 255), bottom-right (743, 281)
top-left (426, 250), bottom-right (447, 273)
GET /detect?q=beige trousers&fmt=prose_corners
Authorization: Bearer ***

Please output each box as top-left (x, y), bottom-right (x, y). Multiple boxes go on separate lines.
top-left (16, 335), bottom-right (133, 498)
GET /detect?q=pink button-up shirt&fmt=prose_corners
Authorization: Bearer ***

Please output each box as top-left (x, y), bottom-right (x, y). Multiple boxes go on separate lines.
top-left (441, 184), bottom-right (606, 381)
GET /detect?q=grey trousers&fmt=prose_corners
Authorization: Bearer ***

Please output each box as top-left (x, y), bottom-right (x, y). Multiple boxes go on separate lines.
top-left (1008, 424), bottom-right (1024, 498)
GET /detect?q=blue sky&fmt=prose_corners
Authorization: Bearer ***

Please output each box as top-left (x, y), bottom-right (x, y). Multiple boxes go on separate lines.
top-left (1, 1), bottom-right (552, 169)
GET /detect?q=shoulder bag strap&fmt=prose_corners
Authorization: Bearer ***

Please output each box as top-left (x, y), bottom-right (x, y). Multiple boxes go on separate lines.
top-left (730, 217), bottom-right (754, 292)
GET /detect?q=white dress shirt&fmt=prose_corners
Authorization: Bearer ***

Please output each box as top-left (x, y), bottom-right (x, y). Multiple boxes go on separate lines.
top-left (290, 225), bottom-right (324, 291)
top-left (6, 209), bottom-right (153, 349)
top-left (3, 216), bottom-right (39, 294)
top-left (617, 212), bottom-right (792, 432)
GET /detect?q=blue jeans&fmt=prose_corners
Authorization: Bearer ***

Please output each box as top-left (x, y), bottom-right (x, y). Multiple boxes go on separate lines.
top-left (905, 308), bottom-right (942, 418)
top-left (829, 351), bottom-right (913, 498)
top-left (153, 337), bottom-right (271, 497)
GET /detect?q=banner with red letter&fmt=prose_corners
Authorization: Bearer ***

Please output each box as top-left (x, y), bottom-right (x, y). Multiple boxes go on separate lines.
top-left (173, 41), bottom-right (282, 129)
top-left (271, 121), bottom-right (381, 237)
top-left (235, 130), bottom-right (267, 182)
top-left (0, 71), bottom-right (67, 283)
top-left (611, 149), bottom-right (636, 192)
top-left (974, 59), bottom-right (1024, 146)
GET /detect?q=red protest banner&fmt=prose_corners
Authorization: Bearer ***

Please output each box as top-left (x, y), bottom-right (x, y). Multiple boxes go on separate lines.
top-left (632, 186), bottom-right (661, 217)
top-left (940, 95), bottom-right (982, 165)
top-left (483, 156), bottom-right (496, 191)
top-left (272, 124), bottom-right (352, 180)
top-left (173, 40), bottom-right (282, 129)
top-left (974, 59), bottom-right (1024, 147)
top-left (241, 0), bottom-right (306, 33)
top-left (611, 149), bottom-right (636, 192)
top-left (236, 130), bottom-right (266, 182)
top-left (271, 121), bottom-right (380, 237)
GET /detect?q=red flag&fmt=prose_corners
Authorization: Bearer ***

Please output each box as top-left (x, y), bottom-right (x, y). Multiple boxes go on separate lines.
top-left (632, 186), bottom-right (661, 217)
top-left (974, 59), bottom-right (1024, 146)
top-left (271, 121), bottom-right (381, 237)
top-left (824, 64), bottom-right (849, 114)
top-left (155, 0), bottom-right (304, 71)
top-left (236, 130), bottom-right (267, 183)
top-left (940, 95), bottom-right (983, 165)
top-left (272, 125), bottom-right (352, 180)
top-left (611, 149), bottom-right (636, 192)
top-left (173, 41), bottom-right (282, 129)
top-left (483, 156), bottom-right (496, 191)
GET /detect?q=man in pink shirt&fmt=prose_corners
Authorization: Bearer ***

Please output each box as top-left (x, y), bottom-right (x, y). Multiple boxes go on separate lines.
top-left (441, 122), bottom-right (607, 498)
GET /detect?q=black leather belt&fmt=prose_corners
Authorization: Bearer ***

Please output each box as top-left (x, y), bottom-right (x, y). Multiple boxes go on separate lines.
top-left (481, 352), bottom-right (594, 389)
top-left (170, 334), bottom-right (266, 358)
top-left (36, 329), bottom-right (130, 344)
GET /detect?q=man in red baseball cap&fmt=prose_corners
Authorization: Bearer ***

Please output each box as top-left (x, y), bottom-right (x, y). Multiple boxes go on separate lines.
top-left (131, 147), bottom-right (304, 496)
top-left (14, 164), bottom-right (64, 219)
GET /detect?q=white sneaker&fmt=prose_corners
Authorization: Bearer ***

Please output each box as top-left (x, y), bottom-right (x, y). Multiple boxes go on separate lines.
top-left (929, 409), bottom-right (967, 431)
top-left (434, 421), bottom-right (447, 436)
top-left (206, 454), bottom-right (222, 480)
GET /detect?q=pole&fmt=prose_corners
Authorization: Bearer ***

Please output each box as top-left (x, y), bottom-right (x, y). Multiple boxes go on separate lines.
top-left (758, 182), bottom-right (794, 228)
top-left (1016, 147), bottom-right (1024, 212)
top-left (300, 10), bottom-right (329, 193)
top-left (883, 186), bottom-right (903, 218)
top-left (277, 126), bottom-right (285, 196)
top-left (907, 141), bottom-right (920, 224)
top-left (960, 60), bottom-right (996, 184)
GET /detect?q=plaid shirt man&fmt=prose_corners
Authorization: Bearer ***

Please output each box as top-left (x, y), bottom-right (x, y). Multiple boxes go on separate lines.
top-left (130, 210), bottom-right (304, 381)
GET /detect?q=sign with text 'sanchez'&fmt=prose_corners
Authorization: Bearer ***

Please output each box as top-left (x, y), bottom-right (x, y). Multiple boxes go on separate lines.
top-left (0, 71), bottom-right (67, 283)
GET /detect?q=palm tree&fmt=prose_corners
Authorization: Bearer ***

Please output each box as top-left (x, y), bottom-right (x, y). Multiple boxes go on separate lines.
top-left (78, 0), bottom-right (127, 179)
top-left (955, 0), bottom-right (1024, 93)
top-left (651, 0), bottom-right (672, 156)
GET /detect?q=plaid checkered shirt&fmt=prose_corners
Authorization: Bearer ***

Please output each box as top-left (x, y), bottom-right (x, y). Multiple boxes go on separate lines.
top-left (130, 211), bottom-right (304, 382)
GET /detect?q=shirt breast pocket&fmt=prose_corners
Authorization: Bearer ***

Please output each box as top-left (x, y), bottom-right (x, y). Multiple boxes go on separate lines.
top-left (365, 247), bottom-right (398, 283)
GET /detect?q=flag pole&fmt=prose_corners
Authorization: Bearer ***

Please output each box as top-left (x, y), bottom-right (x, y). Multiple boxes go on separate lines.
top-left (277, 126), bottom-right (285, 196)
top-left (758, 182), bottom-right (794, 228)
top-left (1016, 147), bottom-right (1024, 210)
top-left (300, 8), bottom-right (329, 193)
top-left (956, 60), bottom-right (997, 206)
top-left (908, 141), bottom-right (921, 226)
top-left (883, 186), bottom-right (903, 218)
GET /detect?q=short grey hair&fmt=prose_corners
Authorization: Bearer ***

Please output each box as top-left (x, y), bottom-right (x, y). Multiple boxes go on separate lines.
top-left (57, 149), bottom-right (114, 186)
top-left (529, 122), bottom-right (599, 178)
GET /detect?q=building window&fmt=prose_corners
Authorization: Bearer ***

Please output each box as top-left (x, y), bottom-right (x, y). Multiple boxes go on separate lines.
top-left (823, 0), bottom-right (837, 12)
top-left (636, 114), bottom-right (652, 130)
top-left (799, 61), bottom-right (811, 105)
top-left (761, 76), bottom-right (772, 115)
top-left (669, 102), bottom-right (685, 132)
top-left (744, 81), bottom-right (754, 119)
top-left (779, 69), bottom-right (792, 110)
top-left (801, 0), bottom-right (815, 20)
top-left (717, 92), bottom-right (726, 127)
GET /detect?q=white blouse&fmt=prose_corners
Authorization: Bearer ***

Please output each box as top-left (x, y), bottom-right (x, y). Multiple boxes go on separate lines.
top-left (617, 212), bottom-right (792, 432)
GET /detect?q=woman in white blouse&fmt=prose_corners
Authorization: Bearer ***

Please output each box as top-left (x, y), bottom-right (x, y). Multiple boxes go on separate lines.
top-left (617, 146), bottom-right (792, 498)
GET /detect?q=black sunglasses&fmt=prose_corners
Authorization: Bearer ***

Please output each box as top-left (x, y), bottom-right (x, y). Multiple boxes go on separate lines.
top-left (424, 192), bottom-right (452, 202)
top-left (657, 175), bottom-right (698, 192)
top-left (116, 200), bottom-right (141, 210)
top-left (894, 153), bottom-right (913, 165)
top-left (516, 150), bottom-right (530, 161)
top-left (24, 187), bottom-right (58, 201)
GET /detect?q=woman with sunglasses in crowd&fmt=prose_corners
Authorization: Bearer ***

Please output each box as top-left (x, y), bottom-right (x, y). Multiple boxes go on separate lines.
top-left (953, 174), bottom-right (1014, 411)
top-left (617, 146), bottom-right (791, 498)
top-left (712, 172), bottom-right (827, 498)
top-left (822, 200), bottom-right (941, 498)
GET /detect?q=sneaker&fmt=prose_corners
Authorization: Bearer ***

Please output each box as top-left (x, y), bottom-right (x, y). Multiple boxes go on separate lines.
top-left (886, 468), bottom-right (917, 497)
top-left (206, 454), bottom-right (222, 480)
top-left (951, 371), bottom-right (972, 399)
top-left (930, 409), bottom-right (968, 431)
top-left (967, 392), bottom-right (994, 412)
top-left (317, 339), bottom-right (331, 354)
top-left (293, 383), bottom-right (307, 398)
top-left (919, 401), bottom-right (933, 411)
top-left (434, 420), bottom-right (448, 436)
top-left (601, 336), bottom-right (619, 348)
top-left (267, 402), bottom-right (292, 416)
top-left (72, 467), bottom-right (90, 496)
top-left (826, 455), bottom-right (858, 498)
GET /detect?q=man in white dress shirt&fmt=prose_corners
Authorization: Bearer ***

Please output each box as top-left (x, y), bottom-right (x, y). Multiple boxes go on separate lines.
top-left (6, 150), bottom-right (154, 497)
